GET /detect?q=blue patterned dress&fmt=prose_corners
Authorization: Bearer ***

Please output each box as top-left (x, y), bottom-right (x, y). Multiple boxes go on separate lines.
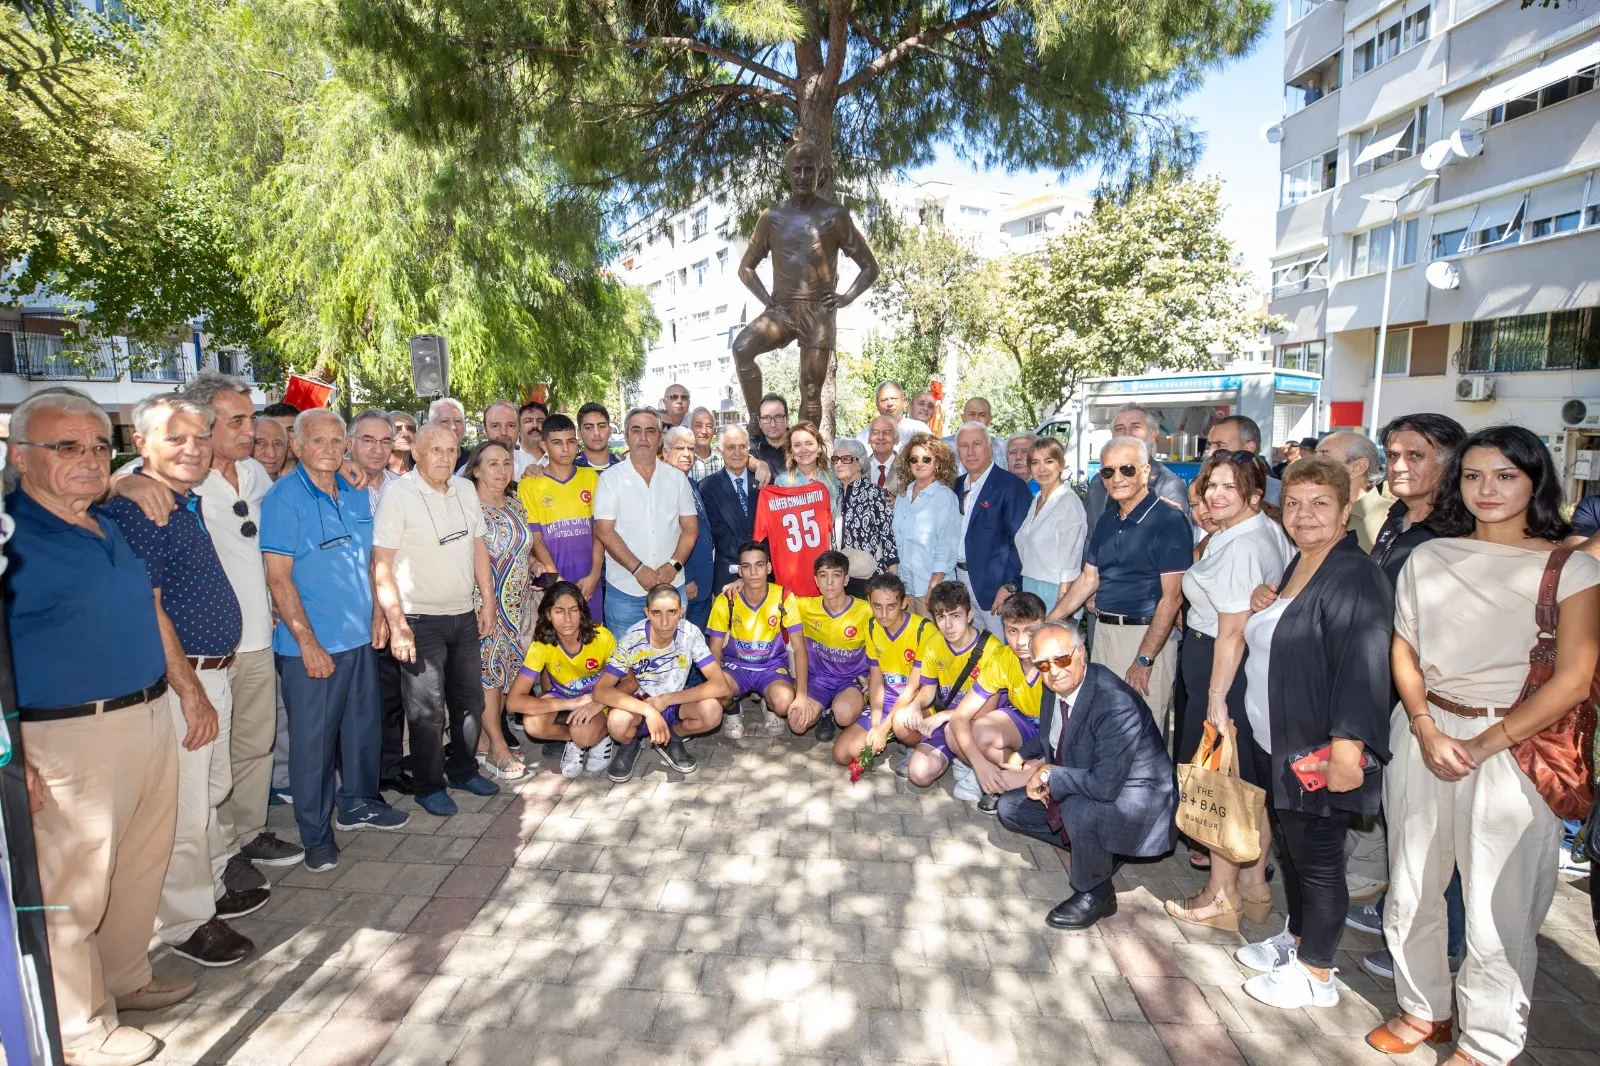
top-left (478, 497), bottom-right (533, 692)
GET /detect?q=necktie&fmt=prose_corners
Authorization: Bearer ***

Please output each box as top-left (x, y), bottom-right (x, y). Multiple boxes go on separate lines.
top-left (876, 462), bottom-right (886, 489)
top-left (733, 472), bottom-right (749, 515)
top-left (1044, 692), bottom-right (1068, 839)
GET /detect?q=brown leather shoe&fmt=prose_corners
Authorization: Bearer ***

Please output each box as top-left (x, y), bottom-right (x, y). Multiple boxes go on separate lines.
top-left (1366, 1012), bottom-right (1453, 1053)
top-left (115, 971), bottom-right (198, 1012)
top-left (63, 1025), bottom-right (159, 1066)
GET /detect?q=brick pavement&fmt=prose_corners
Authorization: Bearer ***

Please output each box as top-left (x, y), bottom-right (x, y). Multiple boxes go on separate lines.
top-left (125, 728), bottom-right (1600, 1065)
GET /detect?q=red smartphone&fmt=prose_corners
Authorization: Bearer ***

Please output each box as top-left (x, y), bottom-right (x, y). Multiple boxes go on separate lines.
top-left (1290, 744), bottom-right (1376, 791)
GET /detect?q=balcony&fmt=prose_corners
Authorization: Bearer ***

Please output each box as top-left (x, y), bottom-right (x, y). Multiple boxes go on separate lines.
top-left (127, 340), bottom-right (195, 383)
top-left (1, 332), bottom-right (121, 381)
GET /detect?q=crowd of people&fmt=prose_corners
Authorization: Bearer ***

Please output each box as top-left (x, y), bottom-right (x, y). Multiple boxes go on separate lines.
top-left (6, 371), bottom-right (1600, 1066)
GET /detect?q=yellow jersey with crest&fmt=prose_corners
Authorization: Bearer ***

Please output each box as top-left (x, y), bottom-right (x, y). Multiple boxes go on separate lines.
top-left (865, 613), bottom-right (932, 707)
top-left (973, 646), bottom-right (1045, 718)
top-left (518, 627), bottom-right (616, 699)
top-left (706, 584), bottom-right (801, 667)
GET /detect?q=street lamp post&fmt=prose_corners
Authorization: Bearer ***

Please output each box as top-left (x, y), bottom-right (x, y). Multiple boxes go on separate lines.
top-left (1362, 174), bottom-right (1438, 442)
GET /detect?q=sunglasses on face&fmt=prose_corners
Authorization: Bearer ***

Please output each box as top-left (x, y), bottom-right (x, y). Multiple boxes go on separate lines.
top-left (831, 455), bottom-right (857, 465)
top-left (1036, 651), bottom-right (1079, 672)
top-left (1098, 464), bottom-right (1139, 480)
top-left (909, 455), bottom-right (935, 466)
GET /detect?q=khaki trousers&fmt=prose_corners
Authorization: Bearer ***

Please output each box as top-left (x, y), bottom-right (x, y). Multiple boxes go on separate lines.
top-left (218, 648), bottom-right (275, 851)
top-left (1089, 619), bottom-right (1177, 738)
top-left (1383, 705), bottom-right (1560, 1066)
top-left (156, 667), bottom-right (233, 944)
top-left (23, 699), bottom-right (177, 1052)
top-left (1344, 817), bottom-right (1388, 885)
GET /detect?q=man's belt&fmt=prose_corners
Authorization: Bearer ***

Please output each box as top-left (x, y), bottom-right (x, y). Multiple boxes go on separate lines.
top-left (19, 678), bottom-right (170, 722)
top-left (1427, 691), bottom-right (1499, 719)
top-left (1095, 611), bottom-right (1154, 626)
top-left (187, 653), bottom-right (237, 671)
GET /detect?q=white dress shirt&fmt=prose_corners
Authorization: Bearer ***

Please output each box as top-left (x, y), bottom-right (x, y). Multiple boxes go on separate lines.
top-left (957, 463), bottom-right (992, 565)
top-left (1047, 678), bottom-right (1083, 753)
top-left (192, 457), bottom-right (274, 653)
top-left (592, 458), bottom-right (697, 597)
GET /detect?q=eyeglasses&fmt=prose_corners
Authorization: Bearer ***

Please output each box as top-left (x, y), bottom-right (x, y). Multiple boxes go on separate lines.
top-left (1098, 464), bottom-right (1139, 480)
top-left (233, 499), bottom-right (257, 539)
top-left (423, 492), bottom-right (471, 546)
top-left (665, 393), bottom-right (688, 402)
top-left (355, 434), bottom-right (394, 448)
top-left (758, 413), bottom-right (787, 424)
top-left (316, 500), bottom-right (352, 551)
top-left (908, 455), bottom-right (935, 466)
top-left (1035, 651), bottom-right (1078, 672)
top-left (830, 455), bottom-right (857, 465)
top-left (15, 439), bottom-right (113, 461)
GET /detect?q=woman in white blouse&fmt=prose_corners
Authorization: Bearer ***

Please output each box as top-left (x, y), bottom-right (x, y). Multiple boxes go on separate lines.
top-left (1014, 438), bottom-right (1088, 615)
top-left (1165, 452), bottom-right (1292, 932)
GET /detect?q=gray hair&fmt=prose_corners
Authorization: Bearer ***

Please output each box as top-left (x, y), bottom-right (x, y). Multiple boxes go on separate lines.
top-left (623, 406), bottom-right (660, 430)
top-left (689, 406), bottom-right (715, 424)
top-left (664, 425), bottom-right (696, 449)
top-left (875, 380), bottom-right (904, 399)
top-left (1030, 620), bottom-right (1084, 656)
top-left (11, 386), bottom-right (111, 445)
top-left (413, 420), bottom-right (456, 451)
top-left (954, 420), bottom-right (991, 441)
top-left (1101, 434), bottom-right (1151, 467)
top-left (1112, 403), bottom-right (1158, 436)
top-left (832, 437), bottom-right (867, 461)
top-left (717, 423), bottom-right (749, 447)
top-left (181, 368), bottom-right (251, 406)
top-left (1006, 433), bottom-right (1037, 449)
top-left (428, 397), bottom-right (466, 422)
top-left (1323, 430), bottom-right (1384, 489)
top-left (133, 394), bottom-right (215, 440)
top-left (351, 408), bottom-right (395, 430)
top-left (293, 408), bottom-right (346, 444)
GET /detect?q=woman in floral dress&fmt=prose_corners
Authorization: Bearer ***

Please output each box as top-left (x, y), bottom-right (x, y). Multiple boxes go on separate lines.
top-left (464, 441), bottom-right (533, 780)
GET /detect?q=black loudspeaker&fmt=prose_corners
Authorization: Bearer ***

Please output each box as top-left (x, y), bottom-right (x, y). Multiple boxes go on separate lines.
top-left (409, 334), bottom-right (449, 397)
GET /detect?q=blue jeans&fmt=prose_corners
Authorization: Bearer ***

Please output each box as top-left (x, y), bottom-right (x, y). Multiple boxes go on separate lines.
top-left (277, 645), bottom-right (381, 852)
top-left (687, 595), bottom-right (713, 632)
top-left (1380, 868), bottom-right (1466, 959)
top-left (604, 586), bottom-right (649, 637)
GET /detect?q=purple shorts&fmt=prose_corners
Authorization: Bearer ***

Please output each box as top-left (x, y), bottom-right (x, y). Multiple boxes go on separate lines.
top-left (633, 704), bottom-right (682, 739)
top-left (724, 659), bottom-right (791, 700)
top-left (918, 722), bottom-right (953, 759)
top-left (997, 703), bottom-right (1040, 744)
top-left (808, 673), bottom-right (863, 710)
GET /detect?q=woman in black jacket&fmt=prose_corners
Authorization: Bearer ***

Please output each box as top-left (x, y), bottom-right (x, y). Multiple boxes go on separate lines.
top-left (1232, 456), bottom-right (1394, 1011)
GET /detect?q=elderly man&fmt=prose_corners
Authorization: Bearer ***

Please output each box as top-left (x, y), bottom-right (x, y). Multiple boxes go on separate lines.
top-left (515, 400), bottom-right (548, 477)
top-left (387, 410), bottom-right (416, 475)
top-left (665, 426), bottom-right (715, 629)
top-left (1047, 437), bottom-right (1190, 737)
top-left (857, 380), bottom-right (931, 450)
top-left (7, 389), bottom-right (193, 1066)
top-left (700, 423), bottom-right (760, 598)
top-left (751, 392), bottom-right (790, 471)
top-left (101, 396), bottom-right (260, 969)
top-left (262, 410), bottom-right (408, 871)
top-left (952, 423), bottom-right (1032, 637)
top-left (252, 414), bottom-right (290, 479)
top-left (996, 622), bottom-right (1178, 930)
top-left (688, 407), bottom-right (723, 481)
top-left (1006, 434), bottom-right (1040, 494)
top-left (661, 382), bottom-right (691, 429)
top-left (428, 397), bottom-right (469, 442)
top-left (864, 415), bottom-right (900, 493)
top-left (575, 402), bottom-right (623, 469)
top-left (1208, 414), bottom-right (1282, 505)
top-left (1083, 403), bottom-right (1189, 529)
top-left (373, 421), bottom-right (501, 817)
top-left (1316, 431), bottom-right (1388, 551)
top-left (350, 409), bottom-right (401, 509)
top-left (593, 408), bottom-right (699, 635)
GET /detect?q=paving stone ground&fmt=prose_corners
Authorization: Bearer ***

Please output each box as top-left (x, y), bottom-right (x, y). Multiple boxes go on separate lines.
top-left (126, 725), bottom-right (1600, 1065)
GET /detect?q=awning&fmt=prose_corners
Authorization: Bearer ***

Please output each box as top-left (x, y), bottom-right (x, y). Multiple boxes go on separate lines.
top-left (1464, 39), bottom-right (1600, 119)
top-left (1471, 192), bottom-right (1526, 235)
top-left (1526, 173), bottom-right (1588, 221)
top-left (1355, 119), bottom-right (1414, 166)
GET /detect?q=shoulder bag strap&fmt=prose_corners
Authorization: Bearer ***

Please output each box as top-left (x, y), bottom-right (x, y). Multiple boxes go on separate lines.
top-left (1535, 548), bottom-right (1572, 637)
top-left (933, 632), bottom-right (992, 712)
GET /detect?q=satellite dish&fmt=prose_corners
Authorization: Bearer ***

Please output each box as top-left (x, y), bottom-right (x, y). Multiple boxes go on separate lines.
top-left (1450, 128), bottom-right (1483, 159)
top-left (1420, 140), bottom-right (1454, 172)
top-left (1262, 122), bottom-right (1284, 144)
top-left (1425, 261), bottom-right (1460, 290)
top-left (1044, 211), bottom-right (1066, 232)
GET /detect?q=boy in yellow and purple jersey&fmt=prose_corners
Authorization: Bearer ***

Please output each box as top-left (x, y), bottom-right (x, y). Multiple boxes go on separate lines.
top-left (505, 580), bottom-right (615, 778)
top-left (519, 414), bottom-right (604, 618)
top-left (946, 591), bottom-right (1051, 812)
top-left (831, 572), bottom-right (933, 769)
top-left (706, 541), bottom-right (807, 733)
top-left (793, 551), bottom-right (872, 742)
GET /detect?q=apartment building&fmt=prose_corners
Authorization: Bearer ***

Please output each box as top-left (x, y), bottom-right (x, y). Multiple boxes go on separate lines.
top-left (1269, 0), bottom-right (1600, 498)
top-left (615, 180), bottom-right (1090, 420)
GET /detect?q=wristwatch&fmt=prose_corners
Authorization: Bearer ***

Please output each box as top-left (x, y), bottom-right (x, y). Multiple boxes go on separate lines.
top-left (1002, 581), bottom-right (1020, 594)
top-left (1038, 767), bottom-right (1052, 789)
top-left (1135, 654), bottom-right (1154, 668)
top-left (670, 560), bottom-right (684, 573)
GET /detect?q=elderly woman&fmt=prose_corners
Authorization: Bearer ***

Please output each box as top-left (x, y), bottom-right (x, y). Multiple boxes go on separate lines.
top-left (890, 432), bottom-right (960, 615)
top-left (1165, 452), bottom-right (1292, 933)
top-left (1229, 455), bottom-right (1394, 1012)
top-left (831, 436), bottom-right (899, 598)
top-left (1013, 437), bottom-right (1087, 614)
top-left (1367, 427), bottom-right (1599, 1065)
top-left (463, 440), bottom-right (532, 781)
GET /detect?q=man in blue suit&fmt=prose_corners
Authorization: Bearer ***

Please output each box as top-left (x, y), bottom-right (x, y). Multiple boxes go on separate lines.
top-left (952, 423), bottom-right (1032, 637)
top-left (699, 424), bottom-right (760, 597)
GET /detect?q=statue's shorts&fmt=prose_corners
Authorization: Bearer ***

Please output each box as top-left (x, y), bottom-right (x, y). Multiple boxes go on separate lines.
top-left (747, 299), bottom-right (837, 351)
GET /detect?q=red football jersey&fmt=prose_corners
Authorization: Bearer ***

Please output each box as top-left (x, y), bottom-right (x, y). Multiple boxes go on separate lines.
top-left (752, 482), bottom-right (834, 597)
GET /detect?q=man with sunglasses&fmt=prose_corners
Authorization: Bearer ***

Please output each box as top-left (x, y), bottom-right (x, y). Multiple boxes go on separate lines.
top-left (372, 421), bottom-right (501, 817)
top-left (1082, 403), bottom-right (1190, 532)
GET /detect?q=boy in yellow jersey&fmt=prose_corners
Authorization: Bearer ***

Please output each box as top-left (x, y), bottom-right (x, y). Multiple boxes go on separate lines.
top-left (519, 414), bottom-right (604, 619)
top-left (832, 572), bottom-right (933, 769)
top-left (885, 581), bottom-right (1007, 788)
top-left (505, 580), bottom-right (616, 778)
top-left (946, 591), bottom-right (1051, 812)
top-left (706, 541), bottom-right (807, 734)
top-left (793, 551), bottom-right (872, 742)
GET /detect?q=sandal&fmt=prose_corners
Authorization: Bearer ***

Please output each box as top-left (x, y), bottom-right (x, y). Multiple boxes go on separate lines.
top-left (480, 752), bottom-right (530, 781)
top-left (1365, 1012), bottom-right (1453, 1054)
top-left (1189, 852), bottom-right (1211, 871)
top-left (1240, 882), bottom-right (1273, 925)
top-left (1164, 887), bottom-right (1242, 931)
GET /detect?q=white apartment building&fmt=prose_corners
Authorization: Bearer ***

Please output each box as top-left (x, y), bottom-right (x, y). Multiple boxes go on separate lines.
top-left (615, 180), bottom-right (1090, 420)
top-left (1269, 0), bottom-right (1600, 498)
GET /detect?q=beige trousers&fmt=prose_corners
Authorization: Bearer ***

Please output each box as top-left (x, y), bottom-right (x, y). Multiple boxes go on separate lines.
top-left (23, 699), bottom-right (177, 1052)
top-left (1089, 619), bottom-right (1177, 738)
top-left (1383, 705), bottom-right (1560, 1066)
top-left (218, 648), bottom-right (275, 852)
top-left (1344, 817), bottom-right (1388, 885)
top-left (156, 666), bottom-right (233, 944)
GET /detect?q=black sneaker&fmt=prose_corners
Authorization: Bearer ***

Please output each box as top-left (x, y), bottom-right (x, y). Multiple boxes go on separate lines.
top-left (977, 793), bottom-right (1000, 816)
top-left (378, 772), bottom-right (416, 796)
top-left (543, 741), bottom-right (566, 759)
top-left (659, 736), bottom-right (698, 775)
top-left (607, 739), bottom-right (642, 782)
top-left (214, 887), bottom-right (270, 920)
top-left (815, 713), bottom-right (837, 743)
top-left (240, 831), bottom-right (304, 867)
top-left (223, 853), bottom-right (267, 894)
top-left (168, 917), bottom-right (253, 967)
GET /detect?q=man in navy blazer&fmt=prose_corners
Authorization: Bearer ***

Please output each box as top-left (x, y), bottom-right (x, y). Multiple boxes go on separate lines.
top-left (996, 622), bottom-right (1178, 929)
top-left (952, 423), bottom-right (1032, 637)
top-left (699, 425), bottom-right (759, 592)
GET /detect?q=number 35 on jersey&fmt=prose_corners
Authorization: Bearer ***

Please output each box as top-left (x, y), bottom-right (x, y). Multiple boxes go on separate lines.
top-left (752, 482), bottom-right (835, 597)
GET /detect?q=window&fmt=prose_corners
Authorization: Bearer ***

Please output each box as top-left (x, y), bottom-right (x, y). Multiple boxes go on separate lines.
top-left (1286, 54), bottom-right (1341, 115)
top-left (960, 205), bottom-right (990, 218)
top-left (1025, 215), bottom-right (1047, 235)
top-left (693, 258), bottom-right (709, 287)
top-left (1289, 0), bottom-right (1326, 24)
top-left (664, 273), bottom-right (677, 296)
top-left (677, 267), bottom-right (688, 288)
top-left (1522, 174), bottom-right (1588, 242)
top-left (1381, 328), bottom-right (1412, 376)
top-left (647, 281), bottom-right (662, 298)
top-left (1275, 340), bottom-right (1325, 374)
top-left (713, 304), bottom-right (728, 315)
top-left (1457, 308), bottom-right (1600, 373)
top-left (716, 248), bottom-right (729, 273)
top-left (1352, 5), bottom-right (1429, 80)
top-left (1281, 149), bottom-right (1338, 207)
top-left (1483, 62), bottom-right (1598, 128)
top-left (1468, 193), bottom-right (1525, 249)
top-left (1354, 105), bottom-right (1427, 176)
top-left (691, 208), bottom-right (708, 239)
top-left (1350, 218), bottom-right (1419, 276)
top-left (1271, 252), bottom-right (1328, 297)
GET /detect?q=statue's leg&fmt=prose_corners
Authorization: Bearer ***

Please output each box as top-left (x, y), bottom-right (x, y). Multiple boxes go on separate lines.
top-left (797, 346), bottom-right (831, 427)
top-left (731, 314), bottom-right (789, 420)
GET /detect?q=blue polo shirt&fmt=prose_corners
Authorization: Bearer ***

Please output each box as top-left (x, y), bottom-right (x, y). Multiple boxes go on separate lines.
top-left (1085, 492), bottom-right (1192, 618)
top-left (102, 481), bottom-right (243, 657)
top-left (4, 490), bottom-right (166, 707)
top-left (259, 465), bottom-right (375, 657)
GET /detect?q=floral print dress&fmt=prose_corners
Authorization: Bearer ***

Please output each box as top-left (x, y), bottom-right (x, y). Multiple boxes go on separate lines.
top-left (478, 497), bottom-right (532, 692)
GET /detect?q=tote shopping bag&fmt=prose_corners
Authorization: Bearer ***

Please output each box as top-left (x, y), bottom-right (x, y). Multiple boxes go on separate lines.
top-left (1175, 722), bottom-right (1267, 864)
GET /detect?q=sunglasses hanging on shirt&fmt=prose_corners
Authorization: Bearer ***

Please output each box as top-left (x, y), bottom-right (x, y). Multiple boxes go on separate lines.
top-left (233, 499), bottom-right (257, 538)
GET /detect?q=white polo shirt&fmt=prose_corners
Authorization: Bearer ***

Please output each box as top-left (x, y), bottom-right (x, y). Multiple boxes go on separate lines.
top-left (192, 457), bottom-right (274, 653)
top-left (592, 457), bottom-right (697, 597)
top-left (373, 470), bottom-right (486, 616)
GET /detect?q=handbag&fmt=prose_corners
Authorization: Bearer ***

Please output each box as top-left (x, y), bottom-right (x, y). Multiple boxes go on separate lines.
top-left (1175, 721), bottom-right (1267, 864)
top-left (1509, 548), bottom-right (1600, 821)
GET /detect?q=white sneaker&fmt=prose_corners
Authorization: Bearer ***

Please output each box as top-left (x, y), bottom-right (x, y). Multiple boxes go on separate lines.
top-left (1242, 951), bottom-right (1339, 1009)
top-left (722, 712), bottom-right (745, 740)
top-left (951, 761), bottom-right (981, 802)
top-left (1559, 846), bottom-right (1592, 876)
top-left (584, 738), bottom-right (615, 773)
top-left (1236, 921), bottom-right (1297, 972)
top-left (560, 741), bottom-right (584, 779)
top-left (1345, 873), bottom-right (1386, 900)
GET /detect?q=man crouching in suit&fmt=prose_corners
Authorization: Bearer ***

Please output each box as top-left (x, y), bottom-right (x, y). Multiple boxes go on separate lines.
top-left (995, 621), bottom-right (1178, 929)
